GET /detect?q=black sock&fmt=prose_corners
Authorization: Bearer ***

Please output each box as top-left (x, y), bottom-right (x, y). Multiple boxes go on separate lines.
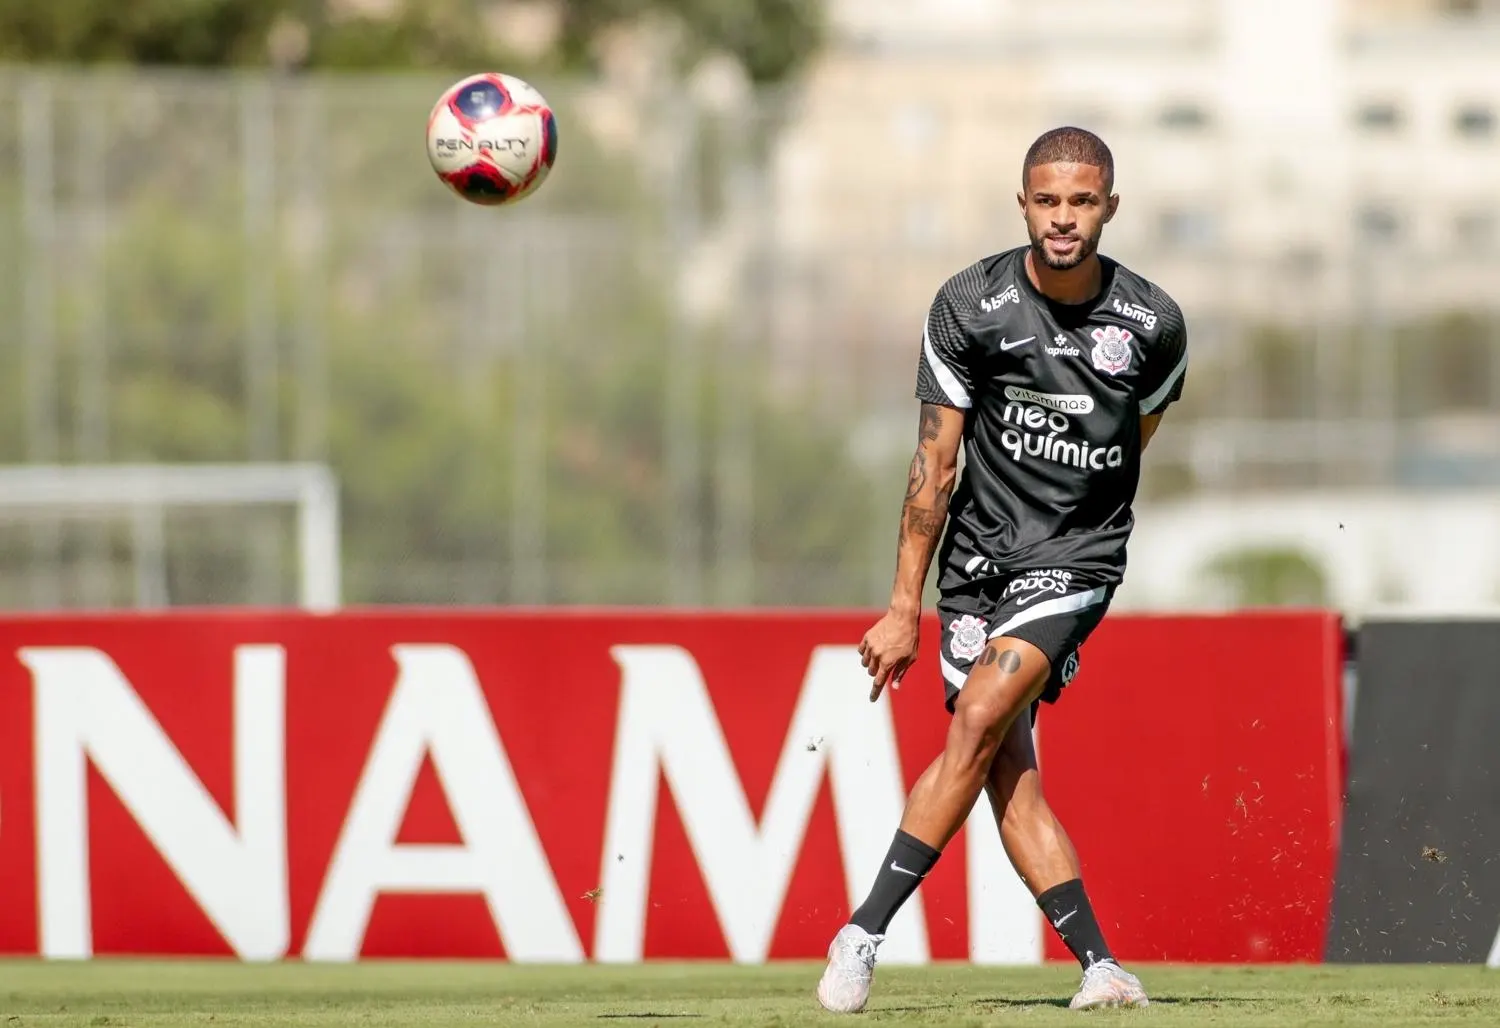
top-left (1037, 878), bottom-right (1115, 969)
top-left (848, 830), bottom-right (942, 935)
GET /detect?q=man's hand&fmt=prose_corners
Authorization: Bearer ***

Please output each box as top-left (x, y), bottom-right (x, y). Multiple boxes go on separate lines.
top-left (858, 608), bottom-right (921, 702)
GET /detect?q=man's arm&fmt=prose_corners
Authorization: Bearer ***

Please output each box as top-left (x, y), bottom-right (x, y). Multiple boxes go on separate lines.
top-left (1136, 291), bottom-right (1187, 439)
top-left (863, 272), bottom-right (975, 698)
top-left (1139, 412), bottom-right (1164, 452)
top-left (890, 402), bottom-right (965, 618)
top-left (859, 401), bottom-right (965, 699)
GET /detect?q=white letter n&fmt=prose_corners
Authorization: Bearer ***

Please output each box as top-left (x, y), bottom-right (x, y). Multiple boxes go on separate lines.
top-left (24, 645), bottom-right (288, 961)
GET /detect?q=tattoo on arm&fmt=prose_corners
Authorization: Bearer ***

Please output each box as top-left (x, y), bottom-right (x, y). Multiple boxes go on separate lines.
top-left (902, 502), bottom-right (947, 539)
top-left (918, 403), bottom-right (943, 442)
top-left (900, 403), bottom-right (951, 532)
top-left (894, 399), bottom-right (954, 546)
top-left (904, 449), bottom-right (927, 501)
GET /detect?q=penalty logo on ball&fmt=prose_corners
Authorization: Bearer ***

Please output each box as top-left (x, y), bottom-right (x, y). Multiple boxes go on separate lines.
top-left (426, 72), bottom-right (559, 207)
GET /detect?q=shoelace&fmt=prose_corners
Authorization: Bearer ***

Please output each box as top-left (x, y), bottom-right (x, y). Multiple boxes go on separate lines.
top-left (841, 936), bottom-right (880, 975)
top-left (1081, 960), bottom-right (1123, 986)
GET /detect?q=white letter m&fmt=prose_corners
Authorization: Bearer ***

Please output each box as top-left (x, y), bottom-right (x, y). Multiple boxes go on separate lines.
top-left (593, 644), bottom-right (928, 965)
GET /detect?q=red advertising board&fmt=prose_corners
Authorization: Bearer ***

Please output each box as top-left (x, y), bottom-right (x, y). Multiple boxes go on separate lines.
top-left (0, 610), bottom-right (1343, 964)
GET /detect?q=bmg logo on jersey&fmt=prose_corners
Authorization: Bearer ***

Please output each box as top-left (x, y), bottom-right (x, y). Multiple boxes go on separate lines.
top-left (980, 284), bottom-right (1020, 312)
top-left (1111, 298), bottom-right (1157, 331)
top-left (1000, 399), bottom-right (1124, 471)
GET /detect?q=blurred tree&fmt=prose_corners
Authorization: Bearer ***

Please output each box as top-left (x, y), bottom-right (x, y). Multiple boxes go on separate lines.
top-left (1393, 311), bottom-right (1494, 418)
top-left (0, 0), bottom-right (824, 82)
top-left (555, 0), bottom-right (824, 84)
top-left (0, 0), bottom-right (298, 66)
top-left (1203, 546), bottom-right (1329, 608)
top-left (20, 125), bottom-right (873, 608)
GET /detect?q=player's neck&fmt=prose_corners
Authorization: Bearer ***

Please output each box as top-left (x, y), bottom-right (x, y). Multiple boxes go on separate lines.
top-left (1025, 249), bottom-right (1103, 307)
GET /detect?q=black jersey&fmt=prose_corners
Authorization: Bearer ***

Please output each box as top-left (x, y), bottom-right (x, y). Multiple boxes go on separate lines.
top-left (914, 246), bottom-right (1187, 592)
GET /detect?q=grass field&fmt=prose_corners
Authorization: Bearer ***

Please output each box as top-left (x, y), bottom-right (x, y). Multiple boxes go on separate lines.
top-left (3, 961), bottom-right (1499, 1027)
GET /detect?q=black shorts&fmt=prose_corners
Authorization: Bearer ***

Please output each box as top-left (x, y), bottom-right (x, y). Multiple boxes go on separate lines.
top-left (935, 567), bottom-right (1116, 715)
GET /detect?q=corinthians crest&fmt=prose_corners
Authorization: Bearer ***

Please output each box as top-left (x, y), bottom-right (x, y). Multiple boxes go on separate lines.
top-left (949, 614), bottom-right (988, 662)
top-left (1090, 325), bottom-right (1134, 375)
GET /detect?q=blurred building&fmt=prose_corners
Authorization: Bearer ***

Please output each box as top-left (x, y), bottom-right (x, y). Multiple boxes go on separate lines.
top-left (770, 0), bottom-right (1500, 330)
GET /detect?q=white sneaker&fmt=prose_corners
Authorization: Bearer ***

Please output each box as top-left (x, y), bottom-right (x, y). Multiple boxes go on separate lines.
top-left (1069, 959), bottom-right (1149, 1010)
top-left (815, 924), bottom-right (883, 1013)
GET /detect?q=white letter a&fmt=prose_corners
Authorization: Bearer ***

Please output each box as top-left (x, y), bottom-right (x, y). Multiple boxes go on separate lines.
top-left (303, 644), bottom-right (582, 962)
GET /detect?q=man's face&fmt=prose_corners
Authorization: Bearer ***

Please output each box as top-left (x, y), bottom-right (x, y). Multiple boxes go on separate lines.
top-left (1018, 162), bottom-right (1118, 271)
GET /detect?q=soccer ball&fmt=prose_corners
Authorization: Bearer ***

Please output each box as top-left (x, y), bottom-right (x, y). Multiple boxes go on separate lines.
top-left (426, 73), bottom-right (559, 206)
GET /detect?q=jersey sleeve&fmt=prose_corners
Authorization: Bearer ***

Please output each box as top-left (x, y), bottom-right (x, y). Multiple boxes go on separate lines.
top-left (1136, 291), bottom-right (1188, 416)
top-left (914, 276), bottom-right (977, 409)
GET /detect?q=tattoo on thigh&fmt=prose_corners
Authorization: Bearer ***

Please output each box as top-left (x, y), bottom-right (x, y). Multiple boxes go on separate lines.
top-left (979, 644), bottom-right (1022, 673)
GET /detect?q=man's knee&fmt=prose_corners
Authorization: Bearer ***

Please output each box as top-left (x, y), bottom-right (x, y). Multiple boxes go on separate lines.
top-left (951, 693), bottom-right (1014, 761)
top-left (950, 640), bottom-right (1047, 765)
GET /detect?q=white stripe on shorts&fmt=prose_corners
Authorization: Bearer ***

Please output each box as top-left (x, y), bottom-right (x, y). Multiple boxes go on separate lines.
top-left (940, 656), bottom-right (969, 690)
top-left (987, 586), bottom-right (1108, 641)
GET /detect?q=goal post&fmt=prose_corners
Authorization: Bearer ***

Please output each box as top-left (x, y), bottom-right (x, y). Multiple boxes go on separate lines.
top-left (0, 463), bottom-right (342, 612)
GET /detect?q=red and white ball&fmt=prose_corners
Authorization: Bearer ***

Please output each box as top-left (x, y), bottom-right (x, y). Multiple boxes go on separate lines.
top-left (426, 73), bottom-right (558, 206)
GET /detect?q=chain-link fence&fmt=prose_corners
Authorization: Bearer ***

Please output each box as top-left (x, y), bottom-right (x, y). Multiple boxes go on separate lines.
top-left (1, 68), bottom-right (1497, 611)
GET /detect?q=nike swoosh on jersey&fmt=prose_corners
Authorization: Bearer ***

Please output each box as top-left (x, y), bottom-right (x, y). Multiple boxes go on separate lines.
top-left (999, 337), bottom-right (1036, 351)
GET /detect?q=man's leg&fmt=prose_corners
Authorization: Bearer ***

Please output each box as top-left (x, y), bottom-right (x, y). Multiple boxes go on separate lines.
top-left (984, 709), bottom-right (1110, 964)
top-left (983, 696), bottom-right (1148, 1009)
top-left (818, 638), bottom-right (1049, 1014)
top-left (854, 637), bottom-right (1050, 922)
top-left (985, 707), bottom-right (1081, 894)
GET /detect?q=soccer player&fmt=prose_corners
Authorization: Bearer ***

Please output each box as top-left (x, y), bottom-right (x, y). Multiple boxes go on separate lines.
top-left (816, 127), bottom-right (1187, 1013)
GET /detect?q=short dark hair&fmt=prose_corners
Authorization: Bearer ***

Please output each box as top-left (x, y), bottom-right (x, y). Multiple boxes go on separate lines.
top-left (1023, 127), bottom-right (1114, 191)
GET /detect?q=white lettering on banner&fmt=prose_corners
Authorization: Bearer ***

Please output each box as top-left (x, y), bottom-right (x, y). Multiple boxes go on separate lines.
top-left (303, 645), bottom-right (582, 963)
top-left (594, 645), bottom-right (930, 965)
top-left (966, 762), bottom-right (1043, 965)
top-left (23, 646), bottom-right (289, 961)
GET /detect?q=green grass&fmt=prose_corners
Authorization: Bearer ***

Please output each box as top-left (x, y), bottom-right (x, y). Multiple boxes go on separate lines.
top-left (2, 961), bottom-right (1498, 1026)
